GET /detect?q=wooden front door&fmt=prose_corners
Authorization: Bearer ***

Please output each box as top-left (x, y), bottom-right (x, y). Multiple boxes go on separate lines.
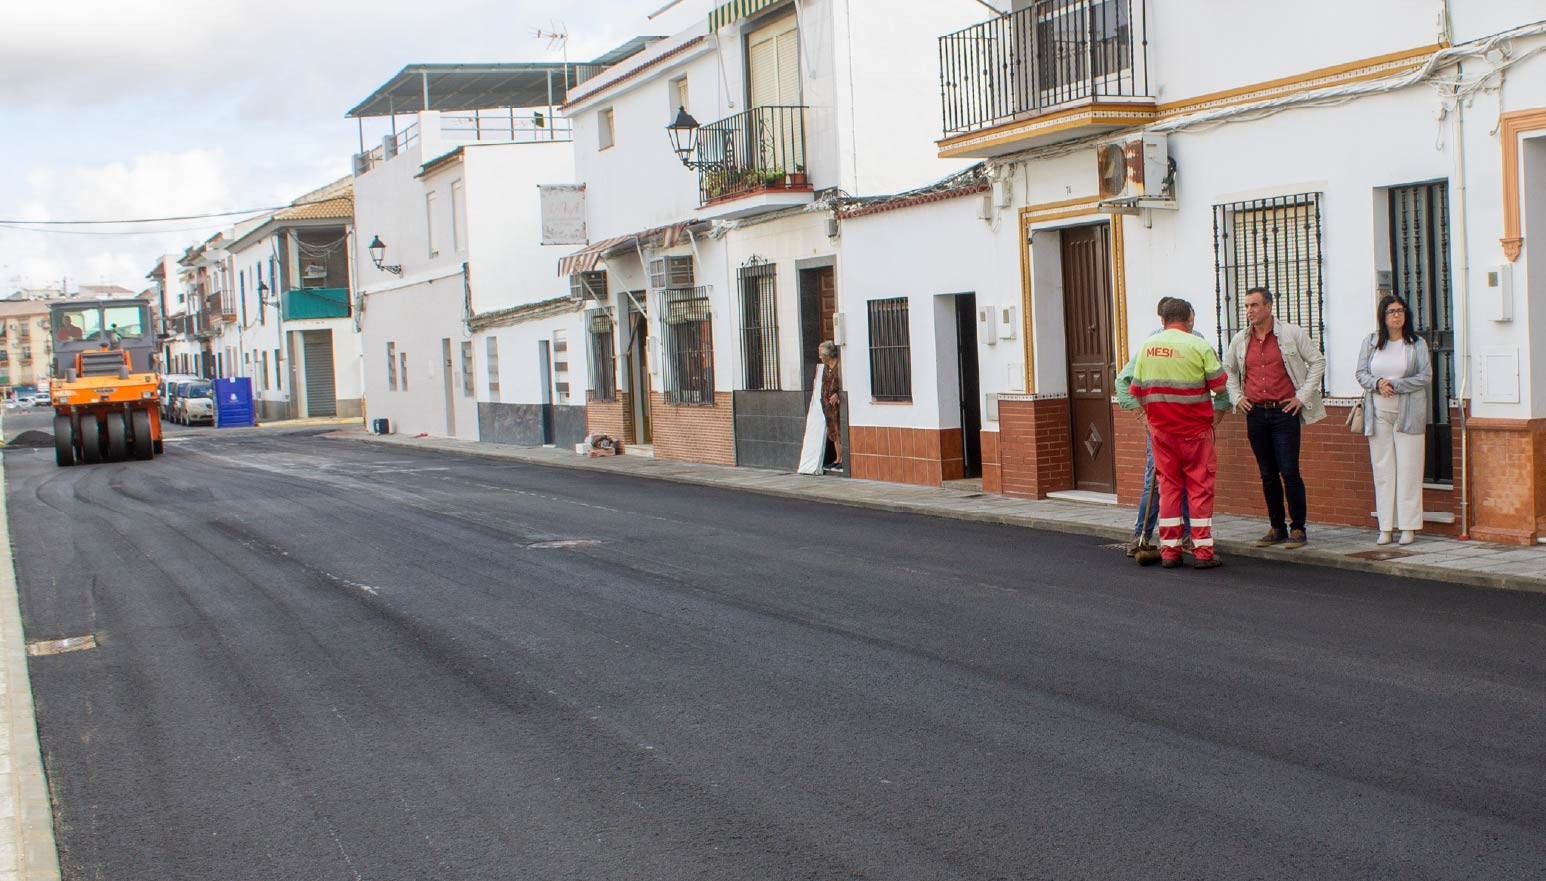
top-left (1060, 225), bottom-right (1117, 493)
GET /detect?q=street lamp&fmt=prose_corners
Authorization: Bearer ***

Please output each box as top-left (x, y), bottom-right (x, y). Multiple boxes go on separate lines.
top-left (257, 279), bottom-right (277, 307)
top-left (368, 235), bottom-right (403, 276)
top-left (666, 106), bottom-right (723, 171)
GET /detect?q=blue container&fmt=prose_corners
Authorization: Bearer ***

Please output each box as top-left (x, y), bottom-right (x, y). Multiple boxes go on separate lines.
top-left (213, 378), bottom-right (256, 428)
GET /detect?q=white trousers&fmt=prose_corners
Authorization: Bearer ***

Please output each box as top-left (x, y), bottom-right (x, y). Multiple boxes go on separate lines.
top-left (1368, 408), bottom-right (1426, 532)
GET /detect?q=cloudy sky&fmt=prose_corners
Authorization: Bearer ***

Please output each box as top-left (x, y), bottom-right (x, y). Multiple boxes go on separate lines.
top-left (0, 0), bottom-right (694, 294)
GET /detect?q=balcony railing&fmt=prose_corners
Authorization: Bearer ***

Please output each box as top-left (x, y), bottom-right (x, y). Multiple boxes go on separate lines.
top-left (282, 288), bottom-right (350, 322)
top-left (939, 0), bottom-right (1146, 138)
top-left (694, 106), bottom-right (809, 206)
top-left (440, 110), bottom-right (573, 144)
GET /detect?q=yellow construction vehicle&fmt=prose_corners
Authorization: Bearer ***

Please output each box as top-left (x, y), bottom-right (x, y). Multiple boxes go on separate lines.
top-left (48, 299), bottom-right (162, 465)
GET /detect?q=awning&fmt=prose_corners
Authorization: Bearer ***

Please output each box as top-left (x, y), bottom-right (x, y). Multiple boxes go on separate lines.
top-left (708, 0), bottom-right (784, 31)
top-left (555, 223), bottom-right (692, 277)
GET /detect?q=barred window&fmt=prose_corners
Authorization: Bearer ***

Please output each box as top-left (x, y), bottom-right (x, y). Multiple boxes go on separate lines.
top-left (461, 340), bottom-right (474, 397)
top-left (662, 286), bottom-right (714, 405)
top-left (867, 297), bottom-right (912, 402)
top-left (571, 270), bottom-right (607, 302)
top-left (553, 329), bottom-right (571, 404)
top-left (589, 310), bottom-right (617, 401)
top-left (485, 336), bottom-right (500, 402)
top-left (1213, 193), bottom-right (1325, 351)
top-left (399, 351), bottom-right (409, 391)
top-left (648, 256), bottom-right (694, 291)
top-left (738, 260), bottom-right (779, 390)
top-left (385, 343), bottom-right (398, 390)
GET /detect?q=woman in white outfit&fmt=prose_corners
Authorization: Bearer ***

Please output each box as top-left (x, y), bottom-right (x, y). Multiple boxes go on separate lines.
top-left (1355, 294), bottom-right (1432, 546)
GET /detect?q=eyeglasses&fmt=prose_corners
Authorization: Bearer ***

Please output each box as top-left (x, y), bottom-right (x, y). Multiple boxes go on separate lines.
top-left (1384, 308), bottom-right (1406, 315)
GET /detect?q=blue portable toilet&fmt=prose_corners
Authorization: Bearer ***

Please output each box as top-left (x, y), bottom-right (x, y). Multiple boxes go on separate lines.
top-left (213, 378), bottom-right (256, 428)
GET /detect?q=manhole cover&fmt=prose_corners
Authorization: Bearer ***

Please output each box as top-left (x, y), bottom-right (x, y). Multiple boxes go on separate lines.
top-left (528, 539), bottom-right (601, 549)
top-left (1345, 549), bottom-right (1418, 561)
top-left (27, 635), bottom-right (97, 656)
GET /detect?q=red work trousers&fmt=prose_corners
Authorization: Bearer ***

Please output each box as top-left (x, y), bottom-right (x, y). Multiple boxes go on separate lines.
top-left (1149, 428), bottom-right (1217, 561)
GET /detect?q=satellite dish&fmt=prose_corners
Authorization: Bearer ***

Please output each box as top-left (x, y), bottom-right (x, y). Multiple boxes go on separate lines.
top-left (1097, 144), bottom-right (1128, 200)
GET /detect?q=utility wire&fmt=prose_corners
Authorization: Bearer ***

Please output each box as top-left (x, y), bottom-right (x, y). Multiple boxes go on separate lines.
top-left (0, 191), bottom-right (352, 227)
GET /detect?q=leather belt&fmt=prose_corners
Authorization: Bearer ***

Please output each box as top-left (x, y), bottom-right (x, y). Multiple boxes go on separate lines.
top-left (1251, 400), bottom-right (1285, 409)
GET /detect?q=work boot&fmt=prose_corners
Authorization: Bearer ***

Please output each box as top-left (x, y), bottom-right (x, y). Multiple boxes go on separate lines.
top-left (1255, 529), bottom-right (1286, 547)
top-left (1161, 557), bottom-right (1183, 569)
top-left (1126, 537), bottom-right (1142, 557)
top-left (1284, 528), bottom-right (1308, 550)
top-left (1192, 557), bottom-right (1223, 570)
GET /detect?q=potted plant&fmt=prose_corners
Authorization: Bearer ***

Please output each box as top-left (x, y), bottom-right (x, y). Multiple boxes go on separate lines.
top-left (788, 163), bottom-right (808, 188)
top-left (762, 167), bottom-right (787, 189)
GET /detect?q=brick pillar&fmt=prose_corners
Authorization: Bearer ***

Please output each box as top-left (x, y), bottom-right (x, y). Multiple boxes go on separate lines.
top-left (996, 395), bottom-right (1073, 499)
top-left (1466, 417), bottom-right (1546, 544)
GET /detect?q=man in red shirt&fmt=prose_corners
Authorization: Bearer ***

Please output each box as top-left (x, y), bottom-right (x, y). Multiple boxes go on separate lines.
top-left (1222, 287), bottom-right (1327, 549)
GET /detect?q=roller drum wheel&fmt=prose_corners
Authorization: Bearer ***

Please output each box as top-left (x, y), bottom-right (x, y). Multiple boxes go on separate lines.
top-left (153, 439), bottom-right (164, 455)
top-left (80, 419), bottom-right (103, 464)
top-left (105, 413), bottom-right (128, 462)
top-left (131, 409), bottom-right (155, 460)
top-left (53, 415), bottom-right (75, 467)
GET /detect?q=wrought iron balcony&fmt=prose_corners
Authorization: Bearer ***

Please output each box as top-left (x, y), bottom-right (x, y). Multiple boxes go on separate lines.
top-left (692, 106), bottom-right (810, 207)
top-left (939, 0), bottom-right (1148, 140)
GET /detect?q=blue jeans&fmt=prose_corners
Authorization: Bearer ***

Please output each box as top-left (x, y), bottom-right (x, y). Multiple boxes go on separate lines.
top-left (1246, 407), bottom-right (1307, 533)
top-left (1134, 435), bottom-right (1190, 539)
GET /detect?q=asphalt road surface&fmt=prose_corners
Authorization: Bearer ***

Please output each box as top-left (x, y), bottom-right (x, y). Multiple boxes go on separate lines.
top-left (5, 413), bottom-right (1545, 880)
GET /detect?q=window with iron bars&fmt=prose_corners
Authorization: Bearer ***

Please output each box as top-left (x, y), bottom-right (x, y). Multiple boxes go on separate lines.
top-left (867, 297), bottom-right (912, 402)
top-left (738, 261), bottom-right (780, 390)
top-left (386, 342), bottom-right (398, 390)
top-left (588, 310), bottom-right (618, 402)
top-left (485, 337), bottom-right (500, 401)
top-left (1212, 193), bottom-right (1325, 354)
top-left (1388, 180), bottom-right (1454, 484)
top-left (461, 340), bottom-right (474, 397)
top-left (661, 286), bottom-right (714, 405)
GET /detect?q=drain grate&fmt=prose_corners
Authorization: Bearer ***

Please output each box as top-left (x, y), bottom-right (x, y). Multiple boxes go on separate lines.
top-left (1345, 549), bottom-right (1418, 562)
top-left (527, 539), bottom-right (601, 549)
top-left (27, 635), bottom-right (97, 657)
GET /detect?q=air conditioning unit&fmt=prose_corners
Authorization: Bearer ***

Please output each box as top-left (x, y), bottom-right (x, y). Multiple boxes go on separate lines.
top-left (1097, 133), bottom-right (1175, 209)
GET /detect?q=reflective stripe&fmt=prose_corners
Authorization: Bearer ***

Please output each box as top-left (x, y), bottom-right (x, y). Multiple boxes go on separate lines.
top-left (1189, 518), bottom-right (1213, 527)
top-left (1160, 538), bottom-right (1183, 548)
top-left (1157, 517), bottom-right (1184, 527)
top-left (1136, 392), bottom-right (1215, 405)
top-left (1191, 538), bottom-right (1215, 547)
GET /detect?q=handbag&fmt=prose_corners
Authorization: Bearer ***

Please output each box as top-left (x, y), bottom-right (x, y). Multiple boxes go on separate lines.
top-left (1345, 399), bottom-right (1364, 434)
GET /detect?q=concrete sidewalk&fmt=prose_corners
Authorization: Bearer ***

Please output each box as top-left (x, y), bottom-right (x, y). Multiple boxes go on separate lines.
top-left (335, 428), bottom-right (1546, 595)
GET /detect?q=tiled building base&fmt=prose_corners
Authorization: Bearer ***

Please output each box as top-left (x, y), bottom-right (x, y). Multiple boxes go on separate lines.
top-left (586, 392), bottom-right (632, 443)
top-left (649, 393), bottom-right (736, 466)
top-left (850, 426), bottom-right (965, 487)
top-left (996, 396), bottom-right (1074, 499)
top-left (1466, 417), bottom-right (1546, 545)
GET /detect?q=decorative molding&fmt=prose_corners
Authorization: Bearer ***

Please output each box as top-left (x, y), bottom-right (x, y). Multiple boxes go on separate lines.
top-left (938, 105), bottom-right (1158, 158)
top-left (1155, 43), bottom-right (1445, 118)
top-left (1499, 108), bottom-right (1546, 263)
top-left (1111, 213), bottom-right (1129, 367)
top-left (997, 392), bottom-right (1069, 402)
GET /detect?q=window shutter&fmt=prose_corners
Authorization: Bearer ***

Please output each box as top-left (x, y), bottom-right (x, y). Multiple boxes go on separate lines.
top-left (776, 30), bottom-right (800, 105)
top-left (747, 15), bottom-right (798, 106)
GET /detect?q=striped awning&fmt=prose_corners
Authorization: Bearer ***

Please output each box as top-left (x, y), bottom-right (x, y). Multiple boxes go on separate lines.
top-left (554, 223), bottom-right (692, 277)
top-left (708, 0), bottom-right (781, 32)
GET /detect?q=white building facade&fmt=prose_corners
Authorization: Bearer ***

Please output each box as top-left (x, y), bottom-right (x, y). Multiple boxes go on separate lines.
top-left (348, 65), bottom-right (586, 443)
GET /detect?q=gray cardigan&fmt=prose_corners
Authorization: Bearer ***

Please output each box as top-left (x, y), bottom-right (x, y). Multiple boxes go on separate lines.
top-left (1354, 334), bottom-right (1432, 436)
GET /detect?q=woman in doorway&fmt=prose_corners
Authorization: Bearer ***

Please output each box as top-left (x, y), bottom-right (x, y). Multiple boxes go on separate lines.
top-left (819, 341), bottom-right (843, 472)
top-left (1355, 294), bottom-right (1432, 546)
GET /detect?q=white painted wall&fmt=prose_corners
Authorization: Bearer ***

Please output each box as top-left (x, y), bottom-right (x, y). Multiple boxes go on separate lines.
top-left (358, 278), bottom-right (477, 439)
top-left (838, 193), bottom-right (1021, 430)
top-left (462, 142), bottom-right (576, 313)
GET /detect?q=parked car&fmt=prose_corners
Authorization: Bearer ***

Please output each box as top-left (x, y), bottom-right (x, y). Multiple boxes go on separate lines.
top-left (29, 392), bottom-right (50, 407)
top-left (180, 382), bottom-right (215, 425)
top-left (159, 374), bottom-right (200, 420)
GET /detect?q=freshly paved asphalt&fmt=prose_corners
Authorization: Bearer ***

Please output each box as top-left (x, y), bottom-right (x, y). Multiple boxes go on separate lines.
top-left (4, 412), bottom-right (1546, 880)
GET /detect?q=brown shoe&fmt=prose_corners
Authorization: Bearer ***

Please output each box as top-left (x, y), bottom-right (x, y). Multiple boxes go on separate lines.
top-left (1192, 557), bottom-right (1223, 570)
top-left (1254, 529), bottom-right (1286, 547)
top-left (1283, 528), bottom-right (1308, 549)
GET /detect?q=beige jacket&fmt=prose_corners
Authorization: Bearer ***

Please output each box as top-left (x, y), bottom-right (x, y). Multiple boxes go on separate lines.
top-left (1223, 319), bottom-right (1327, 425)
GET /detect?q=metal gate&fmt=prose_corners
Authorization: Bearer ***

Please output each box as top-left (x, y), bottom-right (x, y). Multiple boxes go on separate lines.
top-left (1389, 181), bottom-right (1454, 484)
top-left (301, 330), bottom-right (336, 417)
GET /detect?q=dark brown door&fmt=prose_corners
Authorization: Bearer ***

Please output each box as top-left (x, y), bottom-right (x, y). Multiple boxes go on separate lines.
top-left (798, 266), bottom-right (838, 391)
top-left (1060, 225), bottom-right (1116, 493)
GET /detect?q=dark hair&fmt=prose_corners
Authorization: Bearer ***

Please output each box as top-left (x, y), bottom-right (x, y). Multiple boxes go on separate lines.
top-left (1156, 296), bottom-right (1175, 316)
top-left (1245, 286), bottom-right (1273, 305)
top-left (1159, 297), bottom-right (1192, 326)
top-left (1375, 294), bottom-right (1414, 350)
